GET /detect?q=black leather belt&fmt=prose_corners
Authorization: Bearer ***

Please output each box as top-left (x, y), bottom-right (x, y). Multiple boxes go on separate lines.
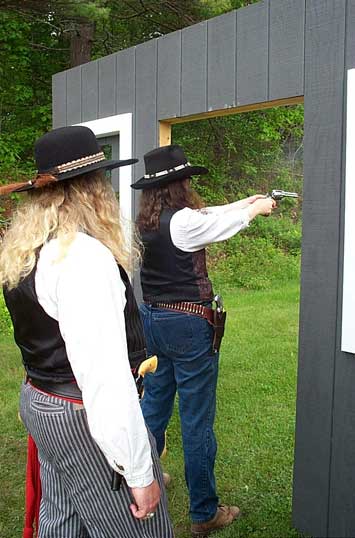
top-left (28, 378), bottom-right (83, 401)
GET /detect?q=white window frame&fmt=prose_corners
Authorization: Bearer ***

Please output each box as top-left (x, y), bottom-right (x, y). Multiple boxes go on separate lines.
top-left (342, 69), bottom-right (355, 353)
top-left (74, 113), bottom-right (134, 236)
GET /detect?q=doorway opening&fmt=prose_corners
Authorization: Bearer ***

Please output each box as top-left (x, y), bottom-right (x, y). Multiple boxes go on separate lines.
top-left (162, 103), bottom-right (304, 536)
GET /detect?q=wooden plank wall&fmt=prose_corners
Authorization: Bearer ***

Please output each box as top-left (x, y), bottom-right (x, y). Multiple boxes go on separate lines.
top-left (269, 0), bottom-right (304, 100)
top-left (52, 0), bottom-right (305, 168)
top-left (237, 2), bottom-right (268, 105)
top-left (207, 13), bottom-right (236, 111)
top-left (52, 72), bottom-right (66, 128)
top-left (292, 1), bottom-right (347, 536)
top-left (116, 48), bottom-right (135, 115)
top-left (81, 61), bottom-right (99, 121)
top-left (327, 1), bottom-right (355, 537)
top-left (181, 22), bottom-right (208, 116)
top-left (98, 53), bottom-right (116, 119)
top-left (66, 67), bottom-right (82, 124)
top-left (52, 0), bottom-right (355, 535)
top-left (157, 30), bottom-right (181, 120)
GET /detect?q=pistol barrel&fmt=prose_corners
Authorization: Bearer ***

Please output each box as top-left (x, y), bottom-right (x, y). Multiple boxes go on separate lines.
top-left (269, 189), bottom-right (298, 200)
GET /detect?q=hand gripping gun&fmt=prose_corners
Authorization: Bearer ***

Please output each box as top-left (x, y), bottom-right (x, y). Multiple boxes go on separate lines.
top-left (111, 354), bottom-right (158, 491)
top-left (267, 189), bottom-right (298, 201)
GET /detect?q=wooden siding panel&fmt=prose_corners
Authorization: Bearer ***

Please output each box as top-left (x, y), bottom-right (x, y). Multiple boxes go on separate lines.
top-left (133, 40), bottom-right (158, 300)
top-left (157, 30), bottom-right (181, 120)
top-left (116, 48), bottom-right (135, 114)
top-left (134, 39), bottom-right (157, 196)
top-left (52, 71), bottom-right (67, 128)
top-left (328, 2), bottom-right (355, 536)
top-left (292, 1), bottom-right (346, 536)
top-left (236, 1), bottom-right (268, 106)
top-left (207, 11), bottom-right (236, 111)
top-left (134, 39), bottom-right (158, 171)
top-left (269, 0), bottom-right (305, 100)
top-left (81, 60), bottom-right (99, 122)
top-left (181, 22), bottom-right (207, 116)
top-left (346, 0), bottom-right (355, 70)
top-left (66, 67), bottom-right (82, 125)
top-left (98, 53), bottom-right (116, 118)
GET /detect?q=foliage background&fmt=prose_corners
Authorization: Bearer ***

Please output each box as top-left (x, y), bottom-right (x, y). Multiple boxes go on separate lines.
top-left (0, 3), bottom-right (304, 537)
top-left (173, 107), bottom-right (303, 290)
top-left (0, 0), bottom-right (303, 292)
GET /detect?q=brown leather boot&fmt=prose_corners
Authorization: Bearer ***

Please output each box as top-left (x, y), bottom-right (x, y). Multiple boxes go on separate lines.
top-left (191, 504), bottom-right (241, 537)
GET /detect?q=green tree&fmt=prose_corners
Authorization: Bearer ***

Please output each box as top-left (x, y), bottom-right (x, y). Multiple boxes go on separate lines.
top-left (0, 0), bottom-right (259, 185)
top-left (0, 10), bottom-right (66, 183)
top-left (173, 106), bottom-right (303, 207)
top-left (0, 0), bottom-right (303, 274)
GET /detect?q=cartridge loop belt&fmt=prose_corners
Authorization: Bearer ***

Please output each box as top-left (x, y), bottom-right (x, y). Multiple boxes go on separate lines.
top-left (153, 301), bottom-right (214, 323)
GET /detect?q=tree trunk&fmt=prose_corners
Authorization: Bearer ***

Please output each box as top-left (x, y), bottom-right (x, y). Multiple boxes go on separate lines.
top-left (70, 20), bottom-right (94, 67)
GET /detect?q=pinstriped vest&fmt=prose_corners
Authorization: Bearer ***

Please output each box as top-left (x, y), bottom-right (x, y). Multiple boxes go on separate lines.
top-left (3, 261), bottom-right (146, 383)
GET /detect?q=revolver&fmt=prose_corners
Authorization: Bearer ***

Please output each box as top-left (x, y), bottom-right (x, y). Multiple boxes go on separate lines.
top-left (267, 189), bottom-right (298, 201)
top-left (214, 294), bottom-right (224, 313)
top-left (212, 294), bottom-right (226, 353)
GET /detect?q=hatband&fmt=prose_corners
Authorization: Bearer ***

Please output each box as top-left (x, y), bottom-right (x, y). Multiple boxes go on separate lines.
top-left (144, 162), bottom-right (191, 179)
top-left (55, 151), bottom-right (105, 174)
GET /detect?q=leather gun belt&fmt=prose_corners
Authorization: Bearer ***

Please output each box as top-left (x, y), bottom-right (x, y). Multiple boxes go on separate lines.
top-left (151, 301), bottom-right (214, 324)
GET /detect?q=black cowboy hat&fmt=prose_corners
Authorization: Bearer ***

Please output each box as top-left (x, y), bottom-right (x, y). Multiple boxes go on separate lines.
top-left (12, 125), bottom-right (138, 193)
top-left (130, 145), bottom-right (208, 190)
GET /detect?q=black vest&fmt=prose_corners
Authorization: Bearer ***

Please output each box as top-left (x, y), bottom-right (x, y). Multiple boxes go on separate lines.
top-left (3, 260), bottom-right (146, 383)
top-left (140, 208), bottom-right (213, 303)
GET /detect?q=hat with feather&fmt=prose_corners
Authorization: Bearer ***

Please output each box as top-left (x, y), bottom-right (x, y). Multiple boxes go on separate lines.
top-left (0, 125), bottom-right (138, 195)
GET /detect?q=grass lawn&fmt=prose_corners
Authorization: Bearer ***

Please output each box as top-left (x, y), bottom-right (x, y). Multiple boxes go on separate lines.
top-left (0, 280), bottom-right (307, 538)
top-left (0, 338), bottom-right (27, 538)
top-left (163, 281), bottom-right (307, 538)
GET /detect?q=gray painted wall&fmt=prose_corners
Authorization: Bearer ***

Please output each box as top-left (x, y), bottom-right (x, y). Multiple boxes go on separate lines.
top-left (52, 0), bottom-right (355, 535)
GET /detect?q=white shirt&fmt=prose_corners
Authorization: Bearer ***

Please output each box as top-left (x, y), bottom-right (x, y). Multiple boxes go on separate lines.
top-left (35, 232), bottom-right (154, 489)
top-left (170, 204), bottom-right (251, 252)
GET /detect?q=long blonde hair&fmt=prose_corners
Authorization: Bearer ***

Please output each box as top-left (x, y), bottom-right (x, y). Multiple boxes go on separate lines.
top-left (0, 171), bottom-right (138, 290)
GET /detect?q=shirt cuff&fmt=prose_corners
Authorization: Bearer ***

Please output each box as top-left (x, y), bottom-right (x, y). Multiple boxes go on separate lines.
top-left (240, 207), bottom-right (251, 227)
top-left (124, 468), bottom-right (155, 489)
top-left (110, 459), bottom-right (155, 488)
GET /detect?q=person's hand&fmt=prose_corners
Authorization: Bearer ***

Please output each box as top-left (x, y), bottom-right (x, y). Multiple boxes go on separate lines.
top-left (255, 197), bottom-right (276, 216)
top-left (245, 194), bottom-right (267, 205)
top-left (130, 479), bottom-right (161, 520)
top-left (248, 197), bottom-right (276, 219)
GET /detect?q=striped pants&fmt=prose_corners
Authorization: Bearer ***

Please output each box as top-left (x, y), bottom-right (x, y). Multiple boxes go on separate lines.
top-left (20, 382), bottom-right (174, 538)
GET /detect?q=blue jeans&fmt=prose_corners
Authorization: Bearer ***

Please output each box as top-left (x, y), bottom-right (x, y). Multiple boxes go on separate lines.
top-left (140, 303), bottom-right (219, 523)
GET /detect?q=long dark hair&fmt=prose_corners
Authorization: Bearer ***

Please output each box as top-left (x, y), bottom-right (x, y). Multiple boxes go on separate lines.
top-left (136, 178), bottom-right (204, 232)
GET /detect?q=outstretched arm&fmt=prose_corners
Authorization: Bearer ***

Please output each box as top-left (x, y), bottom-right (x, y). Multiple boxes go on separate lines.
top-left (206, 194), bottom-right (266, 213)
top-left (170, 196), bottom-right (275, 252)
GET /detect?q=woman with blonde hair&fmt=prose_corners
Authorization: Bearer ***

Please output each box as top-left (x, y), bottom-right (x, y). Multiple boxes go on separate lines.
top-left (0, 126), bottom-right (174, 538)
